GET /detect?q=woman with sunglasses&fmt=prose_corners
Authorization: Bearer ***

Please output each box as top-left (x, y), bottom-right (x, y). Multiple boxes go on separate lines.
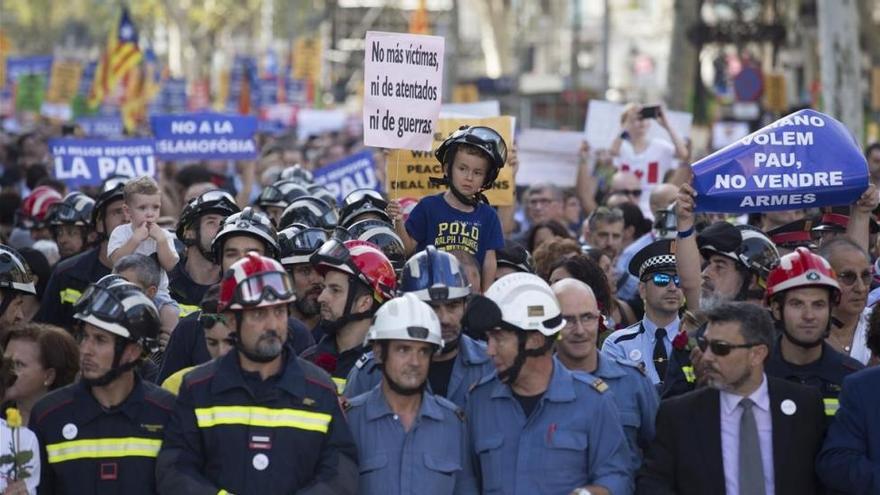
top-left (602, 238), bottom-right (684, 387)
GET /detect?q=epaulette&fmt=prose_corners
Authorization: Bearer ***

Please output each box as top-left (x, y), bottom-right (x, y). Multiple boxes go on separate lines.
top-left (355, 352), bottom-right (373, 370)
top-left (298, 357), bottom-right (338, 395)
top-left (841, 355), bottom-right (863, 373)
top-left (346, 392), bottom-right (369, 410)
top-left (142, 381), bottom-right (177, 410)
top-left (615, 357), bottom-right (648, 376)
top-left (611, 322), bottom-right (645, 344)
top-left (468, 373), bottom-right (496, 394)
top-left (180, 359), bottom-right (220, 390)
top-left (30, 383), bottom-right (77, 424)
top-left (590, 377), bottom-right (609, 393)
top-left (571, 372), bottom-right (608, 393)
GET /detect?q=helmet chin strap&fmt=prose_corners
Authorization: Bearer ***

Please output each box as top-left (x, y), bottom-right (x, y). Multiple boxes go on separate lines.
top-left (439, 335), bottom-right (460, 355)
top-left (320, 276), bottom-right (374, 337)
top-left (81, 337), bottom-right (140, 387)
top-left (497, 332), bottom-right (554, 385)
top-left (777, 305), bottom-right (829, 350)
top-left (428, 162), bottom-right (489, 207)
top-left (382, 367), bottom-right (426, 396)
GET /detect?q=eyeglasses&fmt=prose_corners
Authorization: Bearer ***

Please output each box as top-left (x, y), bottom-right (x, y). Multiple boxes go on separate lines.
top-left (647, 273), bottom-right (680, 287)
top-left (836, 270), bottom-right (872, 287)
top-left (562, 312), bottom-right (601, 330)
top-left (696, 336), bottom-right (762, 356)
top-left (610, 189), bottom-right (642, 198)
top-left (199, 313), bottom-right (229, 329)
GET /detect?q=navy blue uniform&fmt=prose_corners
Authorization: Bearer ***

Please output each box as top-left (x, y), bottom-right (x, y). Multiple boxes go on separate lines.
top-left (29, 377), bottom-right (175, 495)
top-left (34, 247), bottom-right (111, 332)
top-left (765, 338), bottom-right (863, 419)
top-left (343, 335), bottom-right (494, 407)
top-left (167, 259), bottom-right (214, 317)
top-left (156, 348), bottom-right (358, 495)
top-left (463, 359), bottom-right (633, 495)
top-left (300, 335), bottom-right (367, 394)
top-left (158, 314), bottom-right (314, 383)
top-left (346, 385), bottom-right (475, 495)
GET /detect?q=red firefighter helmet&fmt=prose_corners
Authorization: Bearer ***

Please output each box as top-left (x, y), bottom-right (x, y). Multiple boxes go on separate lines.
top-left (765, 247), bottom-right (840, 304)
top-left (18, 186), bottom-right (62, 228)
top-left (218, 252), bottom-right (296, 312)
top-left (310, 239), bottom-right (397, 303)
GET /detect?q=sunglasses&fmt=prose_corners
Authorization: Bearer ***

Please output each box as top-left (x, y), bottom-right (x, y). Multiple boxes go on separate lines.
top-left (696, 336), bottom-right (761, 356)
top-left (836, 270), bottom-right (872, 287)
top-left (611, 189), bottom-right (643, 198)
top-left (647, 273), bottom-right (680, 287)
top-left (199, 313), bottom-right (229, 329)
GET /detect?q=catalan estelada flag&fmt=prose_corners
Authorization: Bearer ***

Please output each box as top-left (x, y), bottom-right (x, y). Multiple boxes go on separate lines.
top-left (88, 7), bottom-right (142, 109)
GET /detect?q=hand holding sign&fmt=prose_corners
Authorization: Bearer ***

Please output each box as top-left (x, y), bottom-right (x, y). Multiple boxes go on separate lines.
top-left (691, 109), bottom-right (869, 213)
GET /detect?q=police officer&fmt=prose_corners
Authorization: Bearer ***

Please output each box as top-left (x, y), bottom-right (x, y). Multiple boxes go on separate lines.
top-left (462, 273), bottom-right (632, 495)
top-left (29, 280), bottom-right (175, 494)
top-left (156, 252), bottom-right (358, 494)
top-left (346, 293), bottom-right (473, 494)
top-left (764, 247), bottom-right (864, 420)
top-left (301, 239), bottom-right (397, 392)
top-left (46, 192), bottom-right (95, 260)
top-left (602, 239), bottom-right (683, 386)
top-left (159, 207), bottom-right (314, 382)
top-left (344, 246), bottom-right (494, 407)
top-left (35, 177), bottom-right (128, 331)
top-left (278, 225), bottom-right (328, 338)
top-left (170, 190), bottom-right (241, 316)
top-left (0, 244), bottom-right (38, 327)
top-left (552, 278), bottom-right (658, 474)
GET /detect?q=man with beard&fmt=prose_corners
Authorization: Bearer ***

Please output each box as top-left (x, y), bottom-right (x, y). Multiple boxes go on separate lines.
top-left (170, 190), bottom-right (240, 316)
top-left (343, 246), bottom-right (494, 406)
top-left (301, 239), bottom-right (397, 393)
top-left (158, 208), bottom-right (313, 382)
top-left (637, 302), bottom-right (826, 495)
top-left (157, 253), bottom-right (358, 494)
top-left (346, 293), bottom-right (473, 494)
top-left (29, 280), bottom-right (175, 494)
top-left (603, 239), bottom-right (684, 386)
top-left (36, 177), bottom-right (128, 330)
top-left (553, 278), bottom-right (658, 474)
top-left (278, 226), bottom-right (328, 340)
top-left (461, 272), bottom-right (631, 495)
top-left (764, 247), bottom-right (864, 421)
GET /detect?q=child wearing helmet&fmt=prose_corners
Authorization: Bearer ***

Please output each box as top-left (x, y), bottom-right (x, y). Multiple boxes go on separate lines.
top-left (387, 125), bottom-right (507, 293)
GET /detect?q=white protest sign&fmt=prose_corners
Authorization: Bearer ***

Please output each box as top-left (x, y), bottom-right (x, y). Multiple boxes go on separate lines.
top-left (297, 109), bottom-right (348, 140)
top-left (517, 129), bottom-right (584, 186)
top-left (440, 100), bottom-right (500, 118)
top-left (363, 31), bottom-right (445, 151)
top-left (583, 100), bottom-right (692, 150)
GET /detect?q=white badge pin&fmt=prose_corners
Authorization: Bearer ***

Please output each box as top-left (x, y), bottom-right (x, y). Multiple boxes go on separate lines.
top-left (629, 349), bottom-right (642, 362)
top-left (62, 423), bottom-right (78, 440)
top-left (252, 453), bottom-right (270, 471)
top-left (781, 399), bottom-right (797, 416)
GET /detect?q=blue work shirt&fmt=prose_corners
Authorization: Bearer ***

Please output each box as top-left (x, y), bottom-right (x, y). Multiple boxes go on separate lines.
top-left (573, 352), bottom-right (659, 474)
top-left (463, 359), bottom-right (633, 495)
top-left (346, 385), bottom-right (475, 495)
top-left (344, 335), bottom-right (494, 407)
top-left (602, 316), bottom-right (680, 385)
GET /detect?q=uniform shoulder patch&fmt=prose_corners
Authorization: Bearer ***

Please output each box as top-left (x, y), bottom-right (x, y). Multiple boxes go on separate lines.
top-left (591, 378), bottom-right (609, 393)
top-left (355, 353), bottom-right (373, 370)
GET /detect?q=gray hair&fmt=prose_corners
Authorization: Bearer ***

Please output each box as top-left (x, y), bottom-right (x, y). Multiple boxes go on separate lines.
top-left (705, 301), bottom-right (775, 352)
top-left (526, 183), bottom-right (564, 202)
top-left (588, 206), bottom-right (624, 231)
top-left (818, 237), bottom-right (869, 264)
top-left (113, 254), bottom-right (161, 289)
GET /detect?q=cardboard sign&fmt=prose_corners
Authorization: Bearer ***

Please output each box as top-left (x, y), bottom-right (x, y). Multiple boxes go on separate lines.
top-left (151, 113), bottom-right (258, 160)
top-left (363, 31), bottom-right (445, 151)
top-left (692, 109), bottom-right (868, 212)
top-left (50, 138), bottom-right (156, 188)
top-left (386, 116), bottom-right (515, 206)
top-left (313, 151), bottom-right (381, 204)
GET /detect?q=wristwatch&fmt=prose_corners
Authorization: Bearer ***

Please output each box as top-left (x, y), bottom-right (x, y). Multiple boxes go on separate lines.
top-left (573, 489), bottom-right (593, 495)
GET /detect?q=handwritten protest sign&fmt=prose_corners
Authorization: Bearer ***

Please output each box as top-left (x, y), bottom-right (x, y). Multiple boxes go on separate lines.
top-left (692, 109), bottom-right (868, 213)
top-left (151, 113), bottom-right (258, 160)
top-left (386, 116), bottom-right (515, 206)
top-left (313, 151), bottom-right (381, 204)
top-left (50, 138), bottom-right (156, 189)
top-left (363, 31), bottom-right (444, 151)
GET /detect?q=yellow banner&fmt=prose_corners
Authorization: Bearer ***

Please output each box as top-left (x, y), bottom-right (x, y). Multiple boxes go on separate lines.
top-left (46, 60), bottom-right (83, 104)
top-left (293, 37), bottom-right (322, 83)
top-left (386, 116), bottom-right (515, 206)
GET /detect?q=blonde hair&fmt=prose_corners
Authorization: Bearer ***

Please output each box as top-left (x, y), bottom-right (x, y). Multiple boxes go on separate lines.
top-left (620, 103), bottom-right (640, 125)
top-left (123, 176), bottom-right (160, 204)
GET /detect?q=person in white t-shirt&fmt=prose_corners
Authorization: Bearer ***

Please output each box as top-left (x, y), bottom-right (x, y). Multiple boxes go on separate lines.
top-left (610, 103), bottom-right (689, 219)
top-left (1, 345), bottom-right (40, 495)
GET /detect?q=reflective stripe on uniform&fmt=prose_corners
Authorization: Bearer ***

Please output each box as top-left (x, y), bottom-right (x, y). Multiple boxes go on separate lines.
top-left (217, 491), bottom-right (231, 495)
top-left (194, 406), bottom-right (332, 433)
top-left (46, 437), bottom-right (162, 463)
top-left (682, 366), bottom-right (696, 383)
top-left (178, 303), bottom-right (200, 318)
top-left (332, 377), bottom-right (346, 395)
top-left (824, 397), bottom-right (839, 416)
top-left (59, 288), bottom-right (83, 305)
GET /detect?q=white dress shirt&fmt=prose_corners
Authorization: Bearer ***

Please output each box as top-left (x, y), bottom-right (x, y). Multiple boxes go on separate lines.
top-left (719, 374), bottom-right (775, 495)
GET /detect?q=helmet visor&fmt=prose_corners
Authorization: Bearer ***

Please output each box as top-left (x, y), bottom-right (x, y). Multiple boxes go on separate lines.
top-left (292, 228), bottom-right (330, 252)
top-left (77, 287), bottom-right (125, 322)
top-left (456, 126), bottom-right (507, 166)
top-left (236, 271), bottom-right (295, 307)
top-left (257, 185), bottom-right (285, 206)
top-left (50, 203), bottom-right (82, 224)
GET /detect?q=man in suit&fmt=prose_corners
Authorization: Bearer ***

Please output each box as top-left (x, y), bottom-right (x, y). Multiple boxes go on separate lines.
top-left (816, 366), bottom-right (880, 494)
top-left (638, 301), bottom-right (826, 495)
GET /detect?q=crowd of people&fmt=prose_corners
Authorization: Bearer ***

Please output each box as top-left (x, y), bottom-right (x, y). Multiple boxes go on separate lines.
top-left (0, 105), bottom-right (879, 495)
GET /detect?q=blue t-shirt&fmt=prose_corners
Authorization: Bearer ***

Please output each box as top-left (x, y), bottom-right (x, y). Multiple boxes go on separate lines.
top-left (405, 193), bottom-right (504, 267)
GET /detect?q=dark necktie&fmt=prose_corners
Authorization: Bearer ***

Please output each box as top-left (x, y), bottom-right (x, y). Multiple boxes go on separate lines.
top-left (653, 327), bottom-right (668, 381)
top-left (739, 398), bottom-right (766, 495)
